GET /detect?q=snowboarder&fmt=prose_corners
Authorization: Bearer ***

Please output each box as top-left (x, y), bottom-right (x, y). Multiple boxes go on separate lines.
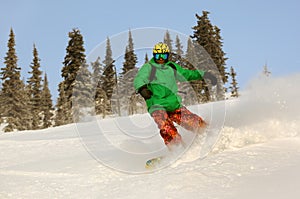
top-left (134, 42), bottom-right (217, 147)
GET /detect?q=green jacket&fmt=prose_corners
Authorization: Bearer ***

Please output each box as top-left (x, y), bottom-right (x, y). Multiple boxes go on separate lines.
top-left (134, 58), bottom-right (205, 114)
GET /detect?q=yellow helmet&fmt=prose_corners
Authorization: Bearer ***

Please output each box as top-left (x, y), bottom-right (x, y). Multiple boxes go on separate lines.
top-left (153, 42), bottom-right (170, 54)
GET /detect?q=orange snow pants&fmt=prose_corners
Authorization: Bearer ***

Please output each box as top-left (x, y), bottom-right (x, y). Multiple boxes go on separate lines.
top-left (151, 107), bottom-right (206, 145)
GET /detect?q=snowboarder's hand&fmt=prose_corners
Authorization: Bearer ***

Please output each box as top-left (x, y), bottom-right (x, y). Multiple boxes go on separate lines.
top-left (138, 85), bottom-right (153, 100)
top-left (203, 72), bottom-right (218, 86)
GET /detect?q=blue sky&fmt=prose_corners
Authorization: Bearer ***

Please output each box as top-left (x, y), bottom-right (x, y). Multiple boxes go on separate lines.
top-left (1, 0), bottom-right (300, 100)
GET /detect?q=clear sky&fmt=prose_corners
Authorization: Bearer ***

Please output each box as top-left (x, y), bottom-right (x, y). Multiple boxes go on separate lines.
top-left (1, 0), bottom-right (300, 100)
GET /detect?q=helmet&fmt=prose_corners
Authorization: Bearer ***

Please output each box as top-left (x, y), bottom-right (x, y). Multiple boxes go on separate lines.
top-left (153, 42), bottom-right (170, 54)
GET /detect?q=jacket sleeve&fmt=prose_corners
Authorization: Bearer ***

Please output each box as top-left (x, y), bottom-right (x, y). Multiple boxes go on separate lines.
top-left (171, 62), bottom-right (205, 82)
top-left (133, 63), bottom-right (151, 91)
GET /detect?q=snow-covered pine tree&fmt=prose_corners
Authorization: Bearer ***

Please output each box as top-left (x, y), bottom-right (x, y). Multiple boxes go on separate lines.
top-left (163, 30), bottom-right (174, 61)
top-left (91, 57), bottom-right (103, 88)
top-left (212, 26), bottom-right (228, 100)
top-left (174, 35), bottom-right (183, 60)
top-left (72, 61), bottom-right (93, 122)
top-left (27, 44), bottom-right (43, 129)
top-left (213, 26), bottom-right (228, 84)
top-left (119, 30), bottom-right (139, 115)
top-left (56, 28), bottom-right (87, 125)
top-left (191, 11), bottom-right (214, 102)
top-left (22, 79), bottom-right (32, 130)
top-left (229, 66), bottom-right (239, 98)
top-left (41, 73), bottom-right (53, 128)
top-left (0, 29), bottom-right (28, 132)
top-left (91, 57), bottom-right (107, 117)
top-left (191, 11), bottom-right (228, 102)
top-left (185, 40), bottom-right (207, 103)
top-left (185, 38), bottom-right (198, 69)
top-left (102, 37), bottom-right (116, 115)
top-left (163, 30), bottom-right (173, 52)
top-left (55, 82), bottom-right (68, 126)
top-left (192, 11), bottom-right (214, 56)
top-left (121, 30), bottom-right (137, 75)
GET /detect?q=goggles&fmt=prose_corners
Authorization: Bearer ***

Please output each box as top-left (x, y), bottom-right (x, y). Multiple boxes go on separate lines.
top-left (154, 53), bottom-right (169, 60)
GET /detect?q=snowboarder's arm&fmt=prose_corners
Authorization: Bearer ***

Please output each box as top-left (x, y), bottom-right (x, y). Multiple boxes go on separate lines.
top-left (168, 62), bottom-right (205, 82)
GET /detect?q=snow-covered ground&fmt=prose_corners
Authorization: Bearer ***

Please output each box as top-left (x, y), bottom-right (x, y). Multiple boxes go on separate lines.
top-left (1, 74), bottom-right (300, 199)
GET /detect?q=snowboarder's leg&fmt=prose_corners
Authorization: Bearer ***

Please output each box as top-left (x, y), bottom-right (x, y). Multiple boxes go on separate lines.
top-left (151, 110), bottom-right (182, 146)
top-left (169, 107), bottom-right (207, 133)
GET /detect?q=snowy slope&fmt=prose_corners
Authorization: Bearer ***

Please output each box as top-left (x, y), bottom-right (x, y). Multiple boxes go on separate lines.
top-left (0, 74), bottom-right (300, 199)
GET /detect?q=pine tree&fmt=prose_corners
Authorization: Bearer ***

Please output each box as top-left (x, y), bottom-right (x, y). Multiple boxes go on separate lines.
top-left (72, 61), bottom-right (93, 122)
top-left (121, 30), bottom-right (137, 75)
top-left (192, 11), bottom-right (214, 55)
top-left (172, 35), bottom-right (184, 66)
top-left (56, 28), bottom-right (87, 125)
top-left (185, 40), bottom-right (208, 102)
top-left (41, 74), bottom-right (53, 128)
top-left (229, 67), bottom-right (239, 98)
top-left (0, 29), bottom-right (27, 132)
top-left (119, 31), bottom-right (139, 115)
top-left (185, 38), bottom-right (198, 69)
top-left (102, 37), bottom-right (116, 114)
top-left (163, 30), bottom-right (173, 52)
top-left (191, 12), bottom-right (215, 103)
top-left (55, 82), bottom-right (68, 126)
top-left (213, 26), bottom-right (228, 84)
top-left (212, 26), bottom-right (229, 100)
top-left (22, 80), bottom-right (33, 130)
top-left (191, 11), bottom-right (228, 102)
top-left (174, 36), bottom-right (183, 57)
top-left (91, 57), bottom-right (107, 116)
top-left (91, 57), bottom-right (103, 87)
top-left (27, 44), bottom-right (43, 129)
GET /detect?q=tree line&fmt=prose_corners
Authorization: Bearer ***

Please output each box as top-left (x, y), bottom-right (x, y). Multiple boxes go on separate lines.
top-left (0, 11), bottom-right (239, 132)
top-left (0, 29), bottom-right (53, 132)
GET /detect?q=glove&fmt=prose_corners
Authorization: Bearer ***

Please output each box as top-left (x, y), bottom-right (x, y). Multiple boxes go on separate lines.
top-left (138, 85), bottom-right (153, 100)
top-left (203, 72), bottom-right (218, 86)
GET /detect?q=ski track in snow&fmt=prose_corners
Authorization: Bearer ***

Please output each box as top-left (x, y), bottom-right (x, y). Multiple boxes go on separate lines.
top-left (0, 74), bottom-right (300, 199)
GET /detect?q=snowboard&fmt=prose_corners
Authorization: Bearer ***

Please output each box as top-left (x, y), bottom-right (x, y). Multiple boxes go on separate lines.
top-left (145, 156), bottom-right (164, 169)
top-left (145, 140), bottom-right (188, 169)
